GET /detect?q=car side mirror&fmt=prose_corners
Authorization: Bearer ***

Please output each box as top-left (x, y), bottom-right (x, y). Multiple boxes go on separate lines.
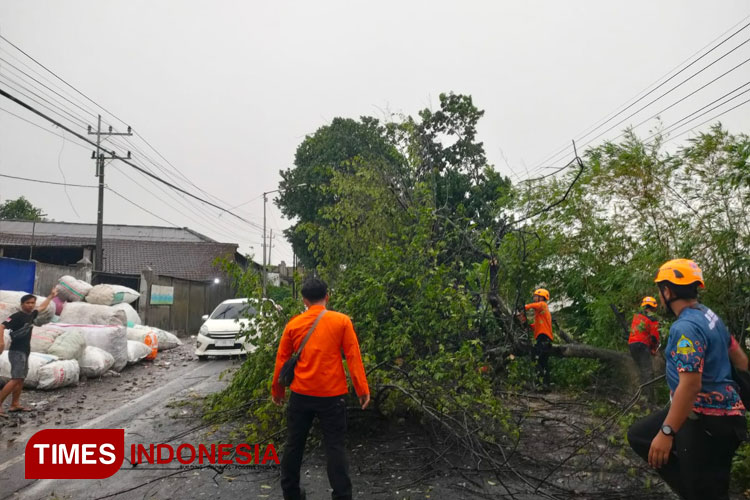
top-left (201, 314), bottom-right (209, 321)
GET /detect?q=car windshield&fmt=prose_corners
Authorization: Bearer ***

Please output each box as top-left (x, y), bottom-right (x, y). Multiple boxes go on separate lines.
top-left (210, 303), bottom-right (257, 320)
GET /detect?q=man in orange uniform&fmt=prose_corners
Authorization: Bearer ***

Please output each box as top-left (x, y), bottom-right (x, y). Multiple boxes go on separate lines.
top-left (525, 288), bottom-right (553, 389)
top-left (272, 278), bottom-right (370, 500)
top-left (629, 296), bottom-right (660, 398)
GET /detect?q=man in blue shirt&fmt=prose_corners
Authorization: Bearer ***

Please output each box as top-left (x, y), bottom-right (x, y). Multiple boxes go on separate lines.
top-left (627, 259), bottom-right (746, 500)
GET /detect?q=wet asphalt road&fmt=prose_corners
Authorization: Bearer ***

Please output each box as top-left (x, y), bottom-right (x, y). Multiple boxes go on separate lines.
top-left (0, 345), bottom-right (240, 499)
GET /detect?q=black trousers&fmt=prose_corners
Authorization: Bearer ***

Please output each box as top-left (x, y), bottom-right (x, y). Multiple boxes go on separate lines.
top-left (281, 392), bottom-right (351, 500)
top-left (627, 408), bottom-right (745, 500)
top-left (629, 342), bottom-right (654, 400)
top-left (534, 335), bottom-right (552, 386)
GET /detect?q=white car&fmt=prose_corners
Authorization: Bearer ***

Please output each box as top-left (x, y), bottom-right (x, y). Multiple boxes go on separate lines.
top-left (195, 298), bottom-right (264, 360)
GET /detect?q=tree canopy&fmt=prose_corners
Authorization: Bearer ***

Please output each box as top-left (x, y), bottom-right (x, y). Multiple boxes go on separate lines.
top-left (0, 196), bottom-right (45, 221)
top-left (212, 94), bottom-right (750, 497)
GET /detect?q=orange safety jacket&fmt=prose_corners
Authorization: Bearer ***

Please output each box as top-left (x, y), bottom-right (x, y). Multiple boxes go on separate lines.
top-left (628, 312), bottom-right (659, 352)
top-left (272, 305), bottom-right (370, 400)
top-left (524, 301), bottom-right (553, 341)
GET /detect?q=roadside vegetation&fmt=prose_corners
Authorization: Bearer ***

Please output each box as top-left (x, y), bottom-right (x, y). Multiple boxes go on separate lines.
top-left (207, 93), bottom-right (750, 497)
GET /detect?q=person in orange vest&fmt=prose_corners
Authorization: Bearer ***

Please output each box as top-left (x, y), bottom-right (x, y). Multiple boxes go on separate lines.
top-left (272, 278), bottom-right (370, 500)
top-left (524, 288), bottom-right (553, 389)
top-left (629, 296), bottom-right (660, 399)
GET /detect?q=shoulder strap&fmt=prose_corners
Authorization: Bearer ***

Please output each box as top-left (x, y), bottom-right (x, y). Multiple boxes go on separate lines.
top-left (293, 309), bottom-right (327, 357)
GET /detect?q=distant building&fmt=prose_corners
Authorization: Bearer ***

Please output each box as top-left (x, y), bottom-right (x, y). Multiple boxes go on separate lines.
top-left (0, 220), bottom-right (257, 334)
top-left (0, 220), bottom-right (250, 279)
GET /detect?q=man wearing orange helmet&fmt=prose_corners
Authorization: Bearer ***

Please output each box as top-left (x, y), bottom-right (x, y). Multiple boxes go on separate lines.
top-left (629, 296), bottom-right (660, 399)
top-left (627, 259), bottom-right (747, 500)
top-left (524, 288), bottom-right (553, 389)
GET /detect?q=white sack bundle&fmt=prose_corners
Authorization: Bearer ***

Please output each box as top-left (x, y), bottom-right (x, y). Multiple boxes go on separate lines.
top-left (86, 284), bottom-right (140, 306)
top-left (79, 346), bottom-right (115, 378)
top-left (59, 302), bottom-right (126, 327)
top-left (54, 324), bottom-right (128, 372)
top-left (0, 351), bottom-right (58, 388)
top-left (30, 325), bottom-right (66, 353)
top-left (55, 276), bottom-right (92, 302)
top-left (111, 303), bottom-right (141, 326)
top-left (0, 301), bottom-right (17, 320)
top-left (37, 359), bottom-right (79, 390)
top-left (133, 325), bottom-right (182, 351)
top-left (47, 329), bottom-right (87, 360)
top-left (127, 340), bottom-right (151, 364)
top-left (126, 328), bottom-right (158, 360)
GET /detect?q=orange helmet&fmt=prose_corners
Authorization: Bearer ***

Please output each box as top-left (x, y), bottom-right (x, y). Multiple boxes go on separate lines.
top-left (654, 259), bottom-right (705, 288)
top-left (641, 296), bottom-right (658, 308)
top-left (533, 288), bottom-right (550, 301)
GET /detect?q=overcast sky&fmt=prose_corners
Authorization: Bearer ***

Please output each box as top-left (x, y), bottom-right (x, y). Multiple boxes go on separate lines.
top-left (1, 1), bottom-right (749, 265)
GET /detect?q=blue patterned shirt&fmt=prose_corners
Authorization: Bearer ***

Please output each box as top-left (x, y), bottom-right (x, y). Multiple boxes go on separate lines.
top-left (666, 304), bottom-right (744, 416)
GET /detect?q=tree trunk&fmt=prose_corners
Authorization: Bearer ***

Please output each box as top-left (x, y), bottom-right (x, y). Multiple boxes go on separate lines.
top-left (553, 343), bottom-right (639, 391)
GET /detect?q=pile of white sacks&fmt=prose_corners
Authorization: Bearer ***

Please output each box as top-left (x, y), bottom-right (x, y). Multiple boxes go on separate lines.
top-left (0, 276), bottom-right (182, 390)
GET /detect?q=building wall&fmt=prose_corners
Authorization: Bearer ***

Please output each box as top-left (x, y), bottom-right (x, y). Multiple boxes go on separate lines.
top-left (139, 271), bottom-right (234, 336)
top-left (34, 262), bottom-right (92, 296)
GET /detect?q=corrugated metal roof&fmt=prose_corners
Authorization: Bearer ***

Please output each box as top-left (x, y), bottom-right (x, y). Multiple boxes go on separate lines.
top-left (0, 233), bottom-right (238, 281)
top-left (0, 220), bottom-right (214, 242)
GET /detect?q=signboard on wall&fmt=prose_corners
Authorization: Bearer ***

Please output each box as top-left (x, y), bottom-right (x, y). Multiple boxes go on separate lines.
top-left (150, 285), bottom-right (174, 305)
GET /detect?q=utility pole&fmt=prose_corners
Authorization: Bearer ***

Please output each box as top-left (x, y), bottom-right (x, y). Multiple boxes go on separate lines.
top-left (88, 115), bottom-right (131, 272)
top-left (292, 252), bottom-right (297, 299)
top-left (267, 229), bottom-right (274, 289)
top-left (29, 212), bottom-right (47, 261)
top-left (262, 191), bottom-right (268, 298)
top-left (261, 183), bottom-right (306, 298)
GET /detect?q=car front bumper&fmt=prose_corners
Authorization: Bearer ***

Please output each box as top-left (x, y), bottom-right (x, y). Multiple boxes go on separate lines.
top-left (195, 332), bottom-right (255, 357)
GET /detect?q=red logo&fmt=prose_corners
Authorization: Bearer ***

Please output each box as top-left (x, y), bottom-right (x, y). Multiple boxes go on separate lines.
top-left (26, 428), bottom-right (279, 479)
top-left (25, 429), bottom-right (125, 479)
top-left (130, 443), bottom-right (279, 466)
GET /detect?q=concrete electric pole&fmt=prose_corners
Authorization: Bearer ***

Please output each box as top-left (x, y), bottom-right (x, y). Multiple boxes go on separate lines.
top-left (87, 115), bottom-right (132, 273)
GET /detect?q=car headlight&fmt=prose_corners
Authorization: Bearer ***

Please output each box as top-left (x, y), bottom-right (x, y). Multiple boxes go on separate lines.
top-left (199, 325), bottom-right (208, 335)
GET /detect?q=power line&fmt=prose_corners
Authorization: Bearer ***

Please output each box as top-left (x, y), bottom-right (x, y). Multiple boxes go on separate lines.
top-left (572, 37), bottom-right (750, 154)
top-left (0, 169), bottom-right (255, 246)
top-left (0, 72), bottom-right (89, 129)
top-left (0, 86), bottom-right (259, 228)
top-left (0, 54), bottom-right (97, 121)
top-left (0, 34), bottom-right (130, 129)
top-left (108, 162), bottom-right (260, 244)
top-left (104, 132), bottom-right (265, 232)
top-left (528, 20), bottom-right (750, 175)
top-left (0, 46), bottom-right (265, 230)
top-left (0, 65), bottom-right (266, 238)
top-left (0, 45), bottom-right (103, 119)
top-left (643, 86), bottom-right (750, 146)
top-left (0, 105), bottom-right (89, 150)
top-left (605, 59), bottom-right (750, 146)
top-left (0, 34), bottom-right (232, 213)
top-left (131, 130), bottom-right (238, 212)
top-left (103, 135), bottom-right (267, 240)
top-left (105, 186), bottom-right (180, 227)
top-left (0, 172), bottom-right (98, 188)
top-left (1, 51), bottom-right (245, 222)
top-left (665, 96), bottom-right (750, 143)
top-left (0, 66), bottom-right (93, 127)
top-left (0, 35), bottom-right (281, 234)
top-left (527, 14), bottom-right (750, 173)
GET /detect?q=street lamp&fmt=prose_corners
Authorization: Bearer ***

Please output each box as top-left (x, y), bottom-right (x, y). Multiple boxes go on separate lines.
top-left (262, 183), bottom-right (306, 297)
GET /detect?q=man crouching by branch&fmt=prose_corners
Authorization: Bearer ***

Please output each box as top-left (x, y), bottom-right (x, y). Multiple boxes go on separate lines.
top-left (627, 259), bottom-right (746, 500)
top-left (272, 278), bottom-right (370, 500)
